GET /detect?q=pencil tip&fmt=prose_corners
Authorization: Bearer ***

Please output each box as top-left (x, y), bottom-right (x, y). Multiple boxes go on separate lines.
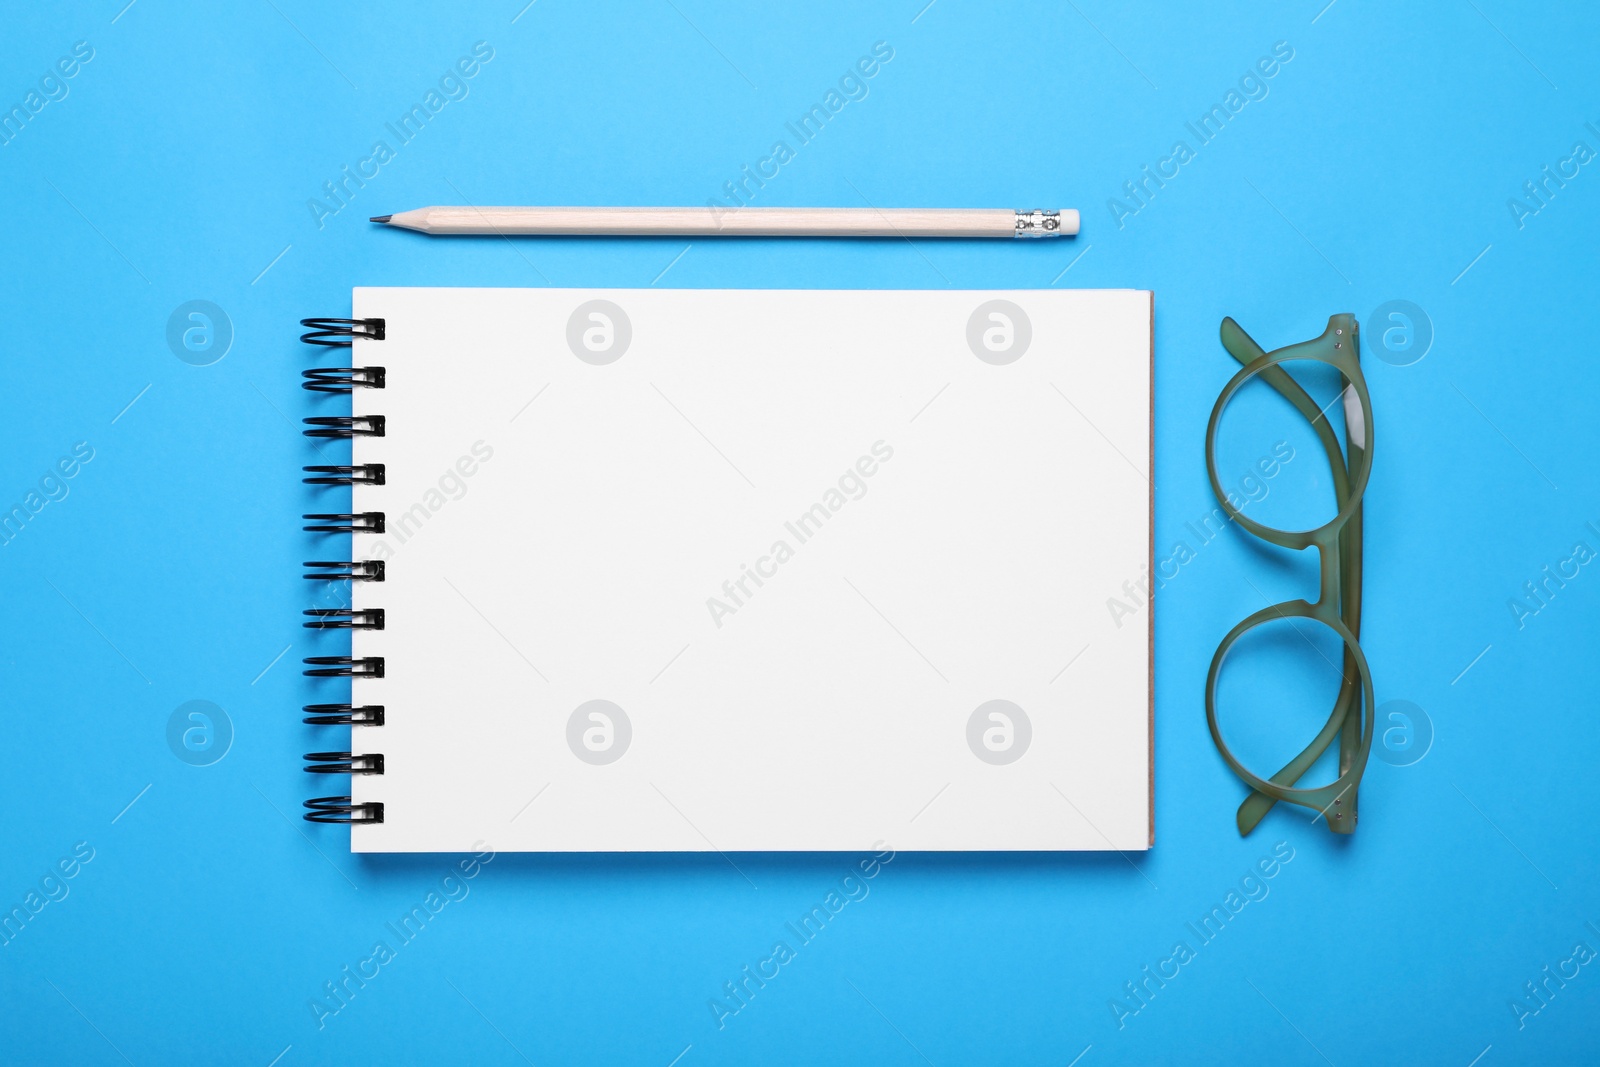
top-left (370, 215), bottom-right (392, 224)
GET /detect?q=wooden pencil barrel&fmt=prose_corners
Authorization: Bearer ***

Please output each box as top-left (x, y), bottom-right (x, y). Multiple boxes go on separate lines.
top-left (386, 206), bottom-right (1079, 238)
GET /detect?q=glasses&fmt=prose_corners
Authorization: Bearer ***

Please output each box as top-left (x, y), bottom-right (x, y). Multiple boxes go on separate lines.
top-left (1203, 314), bottom-right (1375, 836)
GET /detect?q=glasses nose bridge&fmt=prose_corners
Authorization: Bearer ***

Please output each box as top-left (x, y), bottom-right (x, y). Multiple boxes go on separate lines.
top-left (1312, 533), bottom-right (1343, 616)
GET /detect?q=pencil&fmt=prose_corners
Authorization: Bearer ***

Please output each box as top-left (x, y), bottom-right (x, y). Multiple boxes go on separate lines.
top-left (369, 206), bottom-right (1078, 239)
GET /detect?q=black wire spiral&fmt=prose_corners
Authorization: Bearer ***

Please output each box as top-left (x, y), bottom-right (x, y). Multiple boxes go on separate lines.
top-left (304, 608), bottom-right (386, 630)
top-left (304, 797), bottom-right (384, 824)
top-left (303, 704), bottom-right (385, 726)
top-left (303, 367), bottom-right (386, 393)
top-left (300, 316), bottom-right (387, 824)
top-left (303, 513), bottom-right (385, 534)
top-left (300, 317), bottom-right (386, 347)
top-left (303, 415), bottom-right (386, 439)
top-left (303, 752), bottom-right (385, 774)
top-left (302, 560), bottom-right (385, 582)
top-left (303, 465), bottom-right (386, 487)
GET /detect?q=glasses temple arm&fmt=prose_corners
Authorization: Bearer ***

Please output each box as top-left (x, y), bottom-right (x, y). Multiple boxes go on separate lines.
top-left (1235, 656), bottom-right (1363, 833)
top-left (1218, 316), bottom-right (1353, 518)
top-left (1333, 446), bottom-right (1366, 818)
top-left (1234, 464), bottom-right (1368, 835)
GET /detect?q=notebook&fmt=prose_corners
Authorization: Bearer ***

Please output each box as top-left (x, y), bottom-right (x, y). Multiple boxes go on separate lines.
top-left (298, 287), bottom-right (1153, 852)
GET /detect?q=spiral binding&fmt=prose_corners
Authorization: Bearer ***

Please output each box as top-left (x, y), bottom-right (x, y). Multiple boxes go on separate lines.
top-left (303, 704), bottom-right (385, 726)
top-left (300, 318), bottom-right (386, 347)
top-left (303, 512), bottom-right (386, 534)
top-left (303, 752), bottom-right (385, 774)
top-left (304, 608), bottom-right (386, 630)
top-left (304, 797), bottom-right (384, 824)
top-left (300, 316), bottom-right (387, 825)
top-left (303, 367), bottom-right (386, 393)
top-left (303, 465), bottom-right (386, 487)
top-left (302, 560), bottom-right (385, 581)
top-left (303, 415), bottom-right (386, 439)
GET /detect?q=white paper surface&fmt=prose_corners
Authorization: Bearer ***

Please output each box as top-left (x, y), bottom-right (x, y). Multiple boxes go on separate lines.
top-left (342, 287), bottom-right (1152, 852)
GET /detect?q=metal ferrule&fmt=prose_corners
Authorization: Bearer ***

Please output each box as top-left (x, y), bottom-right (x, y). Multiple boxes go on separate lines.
top-left (1013, 210), bottom-right (1062, 238)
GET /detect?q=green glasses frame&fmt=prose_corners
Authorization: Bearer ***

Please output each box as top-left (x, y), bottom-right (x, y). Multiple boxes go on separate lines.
top-left (1203, 313), bottom-right (1375, 836)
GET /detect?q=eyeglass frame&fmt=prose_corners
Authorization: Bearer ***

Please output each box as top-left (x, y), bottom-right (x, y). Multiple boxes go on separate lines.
top-left (1202, 313), bottom-right (1375, 836)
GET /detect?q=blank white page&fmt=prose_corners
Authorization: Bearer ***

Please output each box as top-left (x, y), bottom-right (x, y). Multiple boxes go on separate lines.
top-left (344, 287), bottom-right (1152, 852)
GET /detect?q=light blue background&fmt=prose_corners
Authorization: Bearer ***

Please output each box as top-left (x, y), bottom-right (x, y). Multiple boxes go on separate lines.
top-left (2, 1), bottom-right (1596, 1063)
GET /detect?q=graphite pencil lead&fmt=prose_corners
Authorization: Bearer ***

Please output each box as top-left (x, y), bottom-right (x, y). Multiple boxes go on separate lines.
top-left (370, 215), bottom-right (392, 224)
